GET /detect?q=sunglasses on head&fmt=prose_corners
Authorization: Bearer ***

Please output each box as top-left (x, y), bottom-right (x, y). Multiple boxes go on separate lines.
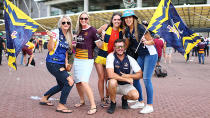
top-left (80, 17), bottom-right (88, 20)
top-left (62, 21), bottom-right (71, 25)
top-left (115, 45), bottom-right (125, 49)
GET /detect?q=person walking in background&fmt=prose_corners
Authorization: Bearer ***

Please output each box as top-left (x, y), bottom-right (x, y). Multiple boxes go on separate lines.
top-left (73, 12), bottom-right (101, 115)
top-left (192, 44), bottom-right (198, 57)
top-left (197, 38), bottom-right (206, 64)
top-left (122, 10), bottom-right (158, 114)
top-left (95, 12), bottom-right (124, 108)
top-left (38, 38), bottom-right (43, 53)
top-left (22, 40), bottom-right (35, 66)
top-left (165, 41), bottom-right (173, 64)
top-left (153, 34), bottom-right (165, 66)
top-left (0, 36), bottom-right (6, 65)
top-left (40, 15), bottom-right (74, 113)
top-left (106, 39), bottom-right (142, 114)
top-left (204, 37), bottom-right (209, 57)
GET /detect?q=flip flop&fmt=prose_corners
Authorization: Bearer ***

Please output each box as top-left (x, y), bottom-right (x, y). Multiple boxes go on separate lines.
top-left (74, 102), bottom-right (85, 108)
top-left (56, 109), bottom-right (73, 113)
top-left (39, 101), bottom-right (53, 106)
top-left (87, 107), bottom-right (97, 115)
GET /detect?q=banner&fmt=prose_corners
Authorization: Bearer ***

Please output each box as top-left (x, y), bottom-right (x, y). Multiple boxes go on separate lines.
top-left (4, 0), bottom-right (39, 70)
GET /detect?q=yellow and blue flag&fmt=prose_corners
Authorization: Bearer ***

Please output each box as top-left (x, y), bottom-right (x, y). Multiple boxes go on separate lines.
top-left (4, 0), bottom-right (39, 70)
top-left (147, 0), bottom-right (201, 59)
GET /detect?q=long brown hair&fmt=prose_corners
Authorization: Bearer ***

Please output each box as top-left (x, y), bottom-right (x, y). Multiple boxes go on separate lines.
top-left (123, 16), bottom-right (140, 42)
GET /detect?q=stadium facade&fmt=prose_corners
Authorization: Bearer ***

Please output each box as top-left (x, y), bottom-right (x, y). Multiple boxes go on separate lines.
top-left (0, 0), bottom-right (210, 36)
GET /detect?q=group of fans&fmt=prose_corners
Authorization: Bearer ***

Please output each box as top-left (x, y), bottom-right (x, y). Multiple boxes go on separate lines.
top-left (0, 9), bottom-right (209, 116)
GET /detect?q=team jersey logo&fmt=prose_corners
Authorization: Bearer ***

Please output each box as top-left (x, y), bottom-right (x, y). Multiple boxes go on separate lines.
top-left (84, 32), bottom-right (88, 36)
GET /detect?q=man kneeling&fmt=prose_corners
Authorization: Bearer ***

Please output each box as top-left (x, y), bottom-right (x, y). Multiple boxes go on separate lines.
top-left (106, 39), bottom-right (142, 114)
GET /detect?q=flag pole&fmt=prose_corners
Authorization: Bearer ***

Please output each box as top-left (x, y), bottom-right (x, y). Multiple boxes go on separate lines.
top-left (37, 23), bottom-right (48, 31)
top-left (135, 30), bottom-right (147, 53)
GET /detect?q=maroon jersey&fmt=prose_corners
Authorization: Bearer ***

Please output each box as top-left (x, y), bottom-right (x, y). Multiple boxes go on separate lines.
top-left (75, 27), bottom-right (99, 59)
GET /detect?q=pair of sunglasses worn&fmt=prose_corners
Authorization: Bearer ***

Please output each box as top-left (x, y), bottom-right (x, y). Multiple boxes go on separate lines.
top-left (62, 22), bottom-right (71, 25)
top-left (115, 46), bottom-right (125, 49)
top-left (80, 17), bottom-right (88, 20)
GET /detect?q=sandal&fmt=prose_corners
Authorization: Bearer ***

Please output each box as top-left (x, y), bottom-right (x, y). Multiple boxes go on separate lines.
top-left (39, 101), bottom-right (53, 106)
top-left (74, 102), bottom-right (85, 108)
top-left (100, 98), bottom-right (109, 108)
top-left (56, 109), bottom-right (73, 113)
top-left (87, 107), bottom-right (97, 115)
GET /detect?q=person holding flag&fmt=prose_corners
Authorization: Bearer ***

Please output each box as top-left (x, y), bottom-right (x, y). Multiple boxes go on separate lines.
top-left (122, 10), bottom-right (157, 114)
top-left (40, 15), bottom-right (74, 113)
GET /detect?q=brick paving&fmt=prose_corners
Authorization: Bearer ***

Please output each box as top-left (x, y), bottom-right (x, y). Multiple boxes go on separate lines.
top-left (0, 50), bottom-right (210, 118)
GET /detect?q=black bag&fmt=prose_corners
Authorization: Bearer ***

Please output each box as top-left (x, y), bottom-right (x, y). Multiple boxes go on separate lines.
top-left (155, 65), bottom-right (167, 77)
top-left (27, 57), bottom-right (35, 66)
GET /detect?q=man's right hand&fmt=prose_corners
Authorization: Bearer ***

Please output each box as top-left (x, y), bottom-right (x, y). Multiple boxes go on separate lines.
top-left (127, 78), bottom-right (133, 84)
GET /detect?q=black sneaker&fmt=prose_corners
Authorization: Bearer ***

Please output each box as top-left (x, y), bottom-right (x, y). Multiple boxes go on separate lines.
top-left (107, 101), bottom-right (116, 114)
top-left (121, 96), bottom-right (129, 109)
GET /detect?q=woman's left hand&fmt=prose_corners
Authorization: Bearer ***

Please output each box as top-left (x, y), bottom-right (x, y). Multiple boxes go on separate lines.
top-left (65, 64), bottom-right (72, 72)
top-left (67, 76), bottom-right (74, 86)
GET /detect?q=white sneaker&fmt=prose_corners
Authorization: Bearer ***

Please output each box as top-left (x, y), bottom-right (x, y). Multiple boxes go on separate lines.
top-left (130, 102), bottom-right (145, 109)
top-left (139, 105), bottom-right (154, 114)
top-left (28, 64), bottom-right (34, 67)
top-left (127, 100), bottom-right (138, 103)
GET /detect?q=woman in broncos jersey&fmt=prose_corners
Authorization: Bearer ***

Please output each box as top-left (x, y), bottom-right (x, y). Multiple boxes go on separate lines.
top-left (40, 15), bottom-right (74, 113)
top-left (73, 12), bottom-right (101, 115)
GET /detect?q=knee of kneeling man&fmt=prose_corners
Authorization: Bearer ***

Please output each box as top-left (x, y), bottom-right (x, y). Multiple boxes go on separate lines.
top-left (108, 79), bottom-right (117, 86)
top-left (132, 91), bottom-right (139, 100)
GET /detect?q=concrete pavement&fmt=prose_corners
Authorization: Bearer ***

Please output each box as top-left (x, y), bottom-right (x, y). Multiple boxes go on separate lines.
top-left (0, 50), bottom-right (210, 118)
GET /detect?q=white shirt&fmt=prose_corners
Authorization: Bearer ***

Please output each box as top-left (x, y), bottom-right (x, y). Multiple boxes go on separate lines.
top-left (106, 53), bottom-right (141, 73)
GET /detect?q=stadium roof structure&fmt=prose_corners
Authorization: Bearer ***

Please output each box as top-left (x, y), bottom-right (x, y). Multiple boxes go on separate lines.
top-left (0, 4), bottom-right (210, 32)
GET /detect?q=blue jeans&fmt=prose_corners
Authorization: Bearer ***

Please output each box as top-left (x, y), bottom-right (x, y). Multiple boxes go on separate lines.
top-left (20, 53), bottom-right (24, 65)
top-left (198, 53), bottom-right (204, 64)
top-left (44, 62), bottom-right (73, 104)
top-left (134, 54), bottom-right (157, 104)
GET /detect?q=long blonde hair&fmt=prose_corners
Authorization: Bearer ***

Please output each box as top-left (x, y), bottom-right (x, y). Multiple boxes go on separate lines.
top-left (75, 11), bottom-right (90, 35)
top-left (58, 15), bottom-right (73, 50)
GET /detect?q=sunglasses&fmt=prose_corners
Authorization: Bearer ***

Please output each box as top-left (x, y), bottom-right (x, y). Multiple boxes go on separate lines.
top-left (115, 45), bottom-right (125, 49)
top-left (62, 21), bottom-right (71, 25)
top-left (80, 17), bottom-right (88, 20)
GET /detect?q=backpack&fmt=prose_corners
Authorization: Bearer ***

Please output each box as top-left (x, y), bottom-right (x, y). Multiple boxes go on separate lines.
top-left (155, 65), bottom-right (167, 77)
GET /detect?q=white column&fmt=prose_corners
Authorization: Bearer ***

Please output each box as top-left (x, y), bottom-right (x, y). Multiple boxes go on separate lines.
top-left (208, 0), bottom-right (210, 4)
top-left (34, 1), bottom-right (40, 18)
top-left (29, 0), bottom-right (31, 17)
top-left (17, 0), bottom-right (19, 8)
top-left (84, 0), bottom-right (89, 12)
top-left (61, 9), bottom-right (65, 15)
top-left (137, 0), bottom-right (142, 8)
top-left (13, 0), bottom-right (16, 5)
top-left (47, 5), bottom-right (50, 16)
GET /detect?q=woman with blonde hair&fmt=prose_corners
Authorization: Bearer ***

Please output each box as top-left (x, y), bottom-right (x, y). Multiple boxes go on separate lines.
top-left (40, 15), bottom-right (74, 113)
top-left (73, 12), bottom-right (101, 115)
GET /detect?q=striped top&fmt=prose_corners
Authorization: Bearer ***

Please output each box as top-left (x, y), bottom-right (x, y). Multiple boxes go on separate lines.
top-left (97, 26), bottom-right (123, 58)
top-left (75, 27), bottom-right (99, 59)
